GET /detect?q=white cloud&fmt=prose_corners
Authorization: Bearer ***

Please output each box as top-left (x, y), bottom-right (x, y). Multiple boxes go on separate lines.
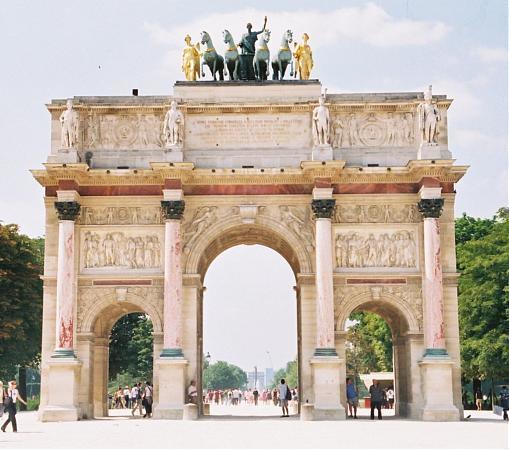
top-left (471, 46), bottom-right (508, 63)
top-left (453, 129), bottom-right (507, 151)
top-left (144, 3), bottom-right (450, 51)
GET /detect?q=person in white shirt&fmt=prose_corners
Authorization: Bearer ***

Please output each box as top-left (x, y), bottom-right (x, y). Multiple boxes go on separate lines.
top-left (130, 384), bottom-right (140, 416)
top-left (123, 386), bottom-right (130, 409)
top-left (187, 380), bottom-right (198, 404)
top-left (1, 380), bottom-right (27, 432)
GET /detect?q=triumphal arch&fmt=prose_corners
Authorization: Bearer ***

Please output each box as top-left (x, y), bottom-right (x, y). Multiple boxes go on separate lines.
top-left (33, 73), bottom-right (467, 421)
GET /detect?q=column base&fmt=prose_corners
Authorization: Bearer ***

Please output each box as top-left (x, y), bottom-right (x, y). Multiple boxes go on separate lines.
top-left (310, 356), bottom-right (346, 420)
top-left (51, 348), bottom-right (77, 358)
top-left (419, 355), bottom-right (460, 421)
top-left (313, 347), bottom-right (338, 357)
top-left (39, 357), bottom-right (82, 422)
top-left (153, 357), bottom-right (188, 420)
top-left (160, 348), bottom-right (184, 358)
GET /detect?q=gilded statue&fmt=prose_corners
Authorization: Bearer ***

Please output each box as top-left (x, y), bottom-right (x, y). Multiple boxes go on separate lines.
top-left (293, 33), bottom-right (313, 80)
top-left (182, 35), bottom-right (201, 81)
top-left (418, 85), bottom-right (441, 144)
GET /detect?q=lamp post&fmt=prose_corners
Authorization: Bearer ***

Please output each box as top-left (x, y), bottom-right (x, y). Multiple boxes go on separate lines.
top-left (254, 366), bottom-right (258, 389)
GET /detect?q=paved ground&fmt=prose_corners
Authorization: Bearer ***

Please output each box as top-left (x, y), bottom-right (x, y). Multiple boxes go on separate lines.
top-left (0, 406), bottom-right (507, 449)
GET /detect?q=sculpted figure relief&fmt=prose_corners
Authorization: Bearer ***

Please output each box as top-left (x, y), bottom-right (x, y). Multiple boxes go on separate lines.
top-left (163, 101), bottom-right (184, 148)
top-left (335, 230), bottom-right (417, 269)
top-left (334, 204), bottom-right (420, 223)
top-left (312, 92), bottom-right (330, 146)
top-left (82, 231), bottom-right (161, 270)
top-left (182, 34), bottom-right (201, 81)
top-left (60, 99), bottom-right (79, 148)
top-left (418, 85), bottom-right (441, 144)
top-left (184, 206), bottom-right (218, 251)
top-left (80, 206), bottom-right (162, 225)
top-left (293, 33), bottom-right (313, 80)
top-left (279, 205), bottom-right (314, 248)
top-left (347, 113), bottom-right (360, 147)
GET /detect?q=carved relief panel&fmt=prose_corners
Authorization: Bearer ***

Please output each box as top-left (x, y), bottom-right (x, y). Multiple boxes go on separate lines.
top-left (331, 112), bottom-right (416, 148)
top-left (79, 206), bottom-right (163, 225)
top-left (80, 228), bottom-right (164, 273)
top-left (85, 113), bottom-right (165, 149)
top-left (334, 226), bottom-right (419, 271)
top-left (333, 203), bottom-right (420, 224)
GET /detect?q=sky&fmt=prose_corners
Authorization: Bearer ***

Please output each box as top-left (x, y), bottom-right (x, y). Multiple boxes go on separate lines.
top-left (0, 1), bottom-right (507, 370)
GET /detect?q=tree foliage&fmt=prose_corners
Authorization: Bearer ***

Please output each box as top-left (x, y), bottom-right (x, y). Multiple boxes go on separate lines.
top-left (202, 361), bottom-right (247, 390)
top-left (346, 312), bottom-right (393, 374)
top-left (109, 313), bottom-right (153, 381)
top-left (457, 209), bottom-right (509, 380)
top-left (0, 224), bottom-right (43, 380)
top-left (270, 358), bottom-right (298, 388)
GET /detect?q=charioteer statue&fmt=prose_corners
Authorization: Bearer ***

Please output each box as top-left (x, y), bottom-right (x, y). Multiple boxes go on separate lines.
top-left (237, 16), bottom-right (267, 80)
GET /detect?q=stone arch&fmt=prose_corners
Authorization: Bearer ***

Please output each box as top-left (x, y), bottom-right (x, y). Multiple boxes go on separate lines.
top-left (336, 289), bottom-right (420, 335)
top-left (80, 290), bottom-right (163, 336)
top-left (184, 213), bottom-right (314, 278)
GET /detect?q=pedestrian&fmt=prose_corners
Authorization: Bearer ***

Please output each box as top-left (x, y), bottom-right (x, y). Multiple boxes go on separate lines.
top-left (0, 382), bottom-right (4, 418)
top-left (278, 378), bottom-right (290, 418)
top-left (500, 386), bottom-right (509, 421)
top-left (346, 378), bottom-right (359, 419)
top-left (123, 385), bottom-right (131, 409)
top-left (386, 387), bottom-right (395, 409)
top-left (1, 380), bottom-right (27, 432)
top-left (272, 388), bottom-right (278, 406)
top-left (143, 381), bottom-right (153, 418)
top-left (130, 383), bottom-right (140, 416)
top-left (369, 379), bottom-right (384, 420)
top-left (475, 388), bottom-right (483, 411)
top-left (188, 380), bottom-right (198, 404)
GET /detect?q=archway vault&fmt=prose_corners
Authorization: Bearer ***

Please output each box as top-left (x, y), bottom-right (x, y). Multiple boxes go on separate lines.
top-left (184, 214), bottom-right (314, 279)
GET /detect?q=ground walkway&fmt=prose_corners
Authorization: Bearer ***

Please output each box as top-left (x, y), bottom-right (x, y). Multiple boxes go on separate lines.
top-left (0, 409), bottom-right (506, 449)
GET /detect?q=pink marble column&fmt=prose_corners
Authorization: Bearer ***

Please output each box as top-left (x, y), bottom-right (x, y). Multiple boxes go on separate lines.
top-left (312, 199), bottom-right (337, 356)
top-left (53, 201), bottom-right (80, 358)
top-left (160, 200), bottom-right (185, 358)
top-left (418, 198), bottom-right (447, 356)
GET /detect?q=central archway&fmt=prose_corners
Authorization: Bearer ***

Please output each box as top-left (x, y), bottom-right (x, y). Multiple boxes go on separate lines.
top-left (189, 221), bottom-right (309, 417)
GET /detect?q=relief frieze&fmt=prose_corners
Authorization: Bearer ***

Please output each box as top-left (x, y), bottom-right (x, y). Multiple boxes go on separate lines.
top-left (79, 206), bottom-right (163, 225)
top-left (333, 204), bottom-right (419, 224)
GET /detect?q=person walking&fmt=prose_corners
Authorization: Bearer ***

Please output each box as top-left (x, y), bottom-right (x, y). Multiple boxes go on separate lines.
top-left (475, 388), bottom-right (483, 411)
top-left (143, 381), bottom-right (153, 418)
top-left (123, 385), bottom-right (131, 409)
top-left (278, 379), bottom-right (290, 418)
top-left (369, 379), bottom-right (384, 420)
top-left (0, 382), bottom-right (5, 419)
top-left (346, 378), bottom-right (359, 419)
top-left (272, 388), bottom-right (278, 406)
top-left (386, 387), bottom-right (395, 409)
top-left (1, 380), bottom-right (27, 432)
top-left (253, 388), bottom-right (259, 406)
top-left (130, 383), bottom-right (140, 416)
top-left (500, 386), bottom-right (509, 421)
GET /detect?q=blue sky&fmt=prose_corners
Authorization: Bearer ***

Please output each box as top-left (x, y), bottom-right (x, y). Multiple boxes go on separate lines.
top-left (0, 1), bottom-right (507, 370)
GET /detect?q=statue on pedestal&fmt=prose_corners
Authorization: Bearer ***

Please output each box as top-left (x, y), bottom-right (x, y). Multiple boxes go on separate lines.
top-left (163, 101), bottom-right (184, 148)
top-left (60, 99), bottom-right (79, 149)
top-left (312, 92), bottom-right (330, 146)
top-left (418, 85), bottom-right (441, 144)
top-left (182, 35), bottom-right (201, 81)
top-left (293, 33), bottom-right (313, 80)
top-left (237, 16), bottom-right (267, 80)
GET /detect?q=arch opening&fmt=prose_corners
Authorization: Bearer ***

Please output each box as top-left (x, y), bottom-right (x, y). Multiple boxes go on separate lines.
top-left (199, 242), bottom-right (300, 417)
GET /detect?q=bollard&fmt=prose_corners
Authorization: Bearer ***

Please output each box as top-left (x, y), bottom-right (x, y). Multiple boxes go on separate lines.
top-left (203, 402), bottom-right (210, 415)
top-left (300, 403), bottom-right (314, 421)
top-left (183, 403), bottom-right (198, 420)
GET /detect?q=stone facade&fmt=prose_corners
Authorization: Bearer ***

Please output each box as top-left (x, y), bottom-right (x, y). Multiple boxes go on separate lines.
top-left (33, 80), bottom-right (467, 422)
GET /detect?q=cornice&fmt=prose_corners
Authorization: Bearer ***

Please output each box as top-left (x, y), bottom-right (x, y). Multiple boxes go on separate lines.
top-left (31, 160), bottom-right (468, 188)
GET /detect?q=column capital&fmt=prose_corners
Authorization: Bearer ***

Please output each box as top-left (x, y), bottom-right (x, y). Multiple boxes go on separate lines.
top-left (312, 198), bottom-right (336, 219)
top-left (54, 201), bottom-right (81, 221)
top-left (161, 200), bottom-right (185, 220)
top-left (418, 198), bottom-right (444, 218)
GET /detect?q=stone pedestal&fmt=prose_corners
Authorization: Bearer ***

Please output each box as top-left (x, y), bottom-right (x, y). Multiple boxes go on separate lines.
top-left (238, 54), bottom-right (256, 80)
top-left (153, 358), bottom-right (188, 419)
top-left (164, 147), bottom-right (184, 163)
top-left (203, 402), bottom-right (210, 415)
top-left (312, 144), bottom-right (333, 161)
top-left (310, 357), bottom-right (346, 420)
top-left (419, 357), bottom-right (460, 421)
top-left (40, 358), bottom-right (82, 422)
top-left (47, 149), bottom-right (80, 164)
top-left (300, 403), bottom-right (314, 421)
top-left (417, 143), bottom-right (443, 160)
top-left (183, 403), bottom-right (198, 420)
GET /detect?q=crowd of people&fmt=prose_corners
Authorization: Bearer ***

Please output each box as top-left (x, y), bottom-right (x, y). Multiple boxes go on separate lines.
top-left (202, 385), bottom-right (299, 407)
top-left (108, 381), bottom-right (153, 418)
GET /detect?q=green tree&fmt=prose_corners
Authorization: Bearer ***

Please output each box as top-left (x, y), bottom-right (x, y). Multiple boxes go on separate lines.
top-left (455, 212), bottom-right (495, 245)
top-left (346, 312), bottom-right (393, 374)
top-left (270, 358), bottom-right (298, 388)
top-left (457, 210), bottom-right (509, 380)
top-left (109, 313), bottom-right (154, 382)
top-left (202, 361), bottom-right (247, 390)
top-left (0, 224), bottom-right (43, 381)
